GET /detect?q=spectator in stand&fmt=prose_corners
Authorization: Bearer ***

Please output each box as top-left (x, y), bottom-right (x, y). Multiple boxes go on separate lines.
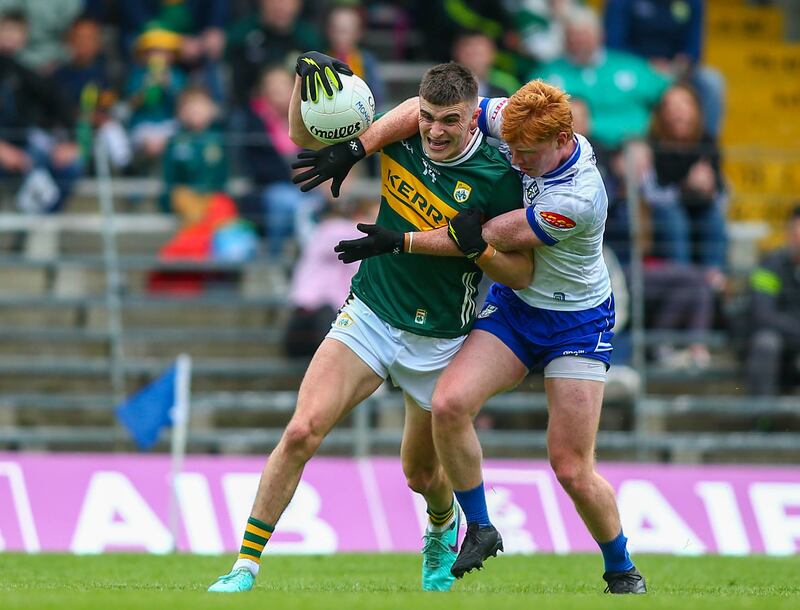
top-left (324, 3), bottom-right (386, 111)
top-left (240, 64), bottom-right (322, 256)
top-left (642, 82), bottom-right (727, 284)
top-left (745, 206), bottom-right (800, 396)
top-left (604, 0), bottom-right (725, 137)
top-left (504, 0), bottom-right (575, 67)
top-left (0, 10), bottom-right (81, 213)
top-left (414, 0), bottom-right (516, 66)
top-left (53, 15), bottom-right (131, 170)
top-left (124, 24), bottom-right (187, 164)
top-left (584, 89), bottom-right (714, 371)
top-left (112, 1), bottom-right (229, 103)
top-left (284, 193), bottom-right (378, 358)
top-left (531, 5), bottom-right (671, 150)
top-left (451, 30), bottom-right (520, 98)
top-left (227, 0), bottom-right (321, 106)
top-left (0, 0), bottom-right (83, 73)
top-left (161, 86), bottom-right (227, 213)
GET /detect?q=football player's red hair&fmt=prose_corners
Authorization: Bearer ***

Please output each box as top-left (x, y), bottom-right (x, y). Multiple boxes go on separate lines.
top-left (500, 79), bottom-right (574, 147)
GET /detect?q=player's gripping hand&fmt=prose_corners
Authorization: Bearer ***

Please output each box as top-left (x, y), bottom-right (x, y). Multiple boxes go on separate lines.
top-left (295, 51), bottom-right (354, 103)
top-left (447, 208), bottom-right (488, 261)
top-left (291, 139), bottom-right (366, 197)
top-left (334, 223), bottom-right (404, 263)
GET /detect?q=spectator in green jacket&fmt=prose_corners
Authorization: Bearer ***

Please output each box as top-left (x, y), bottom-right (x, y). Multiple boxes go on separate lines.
top-left (161, 86), bottom-right (228, 212)
top-left (530, 4), bottom-right (671, 149)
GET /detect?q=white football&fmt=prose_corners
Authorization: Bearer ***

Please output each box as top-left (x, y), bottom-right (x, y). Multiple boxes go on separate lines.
top-left (301, 73), bottom-right (375, 144)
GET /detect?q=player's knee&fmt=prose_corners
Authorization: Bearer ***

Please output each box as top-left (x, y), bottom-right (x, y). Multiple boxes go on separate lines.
top-left (550, 453), bottom-right (593, 497)
top-left (282, 418), bottom-right (323, 460)
top-left (404, 466), bottom-right (439, 496)
top-left (431, 388), bottom-right (472, 425)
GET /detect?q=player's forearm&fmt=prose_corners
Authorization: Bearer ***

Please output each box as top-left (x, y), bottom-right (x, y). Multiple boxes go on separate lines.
top-left (288, 76), bottom-right (324, 150)
top-left (403, 226), bottom-right (463, 256)
top-left (482, 209), bottom-right (545, 251)
top-left (359, 97), bottom-right (419, 155)
top-left (477, 247), bottom-right (534, 290)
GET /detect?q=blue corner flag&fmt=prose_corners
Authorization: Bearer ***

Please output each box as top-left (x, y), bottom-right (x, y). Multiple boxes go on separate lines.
top-left (116, 364), bottom-right (177, 450)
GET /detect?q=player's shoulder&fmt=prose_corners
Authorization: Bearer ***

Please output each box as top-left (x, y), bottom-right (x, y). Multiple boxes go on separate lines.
top-left (474, 140), bottom-right (521, 187)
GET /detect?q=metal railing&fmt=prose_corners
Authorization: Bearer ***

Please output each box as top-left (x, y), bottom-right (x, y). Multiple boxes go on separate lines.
top-left (0, 136), bottom-right (799, 461)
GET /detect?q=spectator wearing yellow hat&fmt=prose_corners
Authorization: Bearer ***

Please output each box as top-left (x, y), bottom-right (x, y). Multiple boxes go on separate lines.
top-left (123, 23), bottom-right (187, 163)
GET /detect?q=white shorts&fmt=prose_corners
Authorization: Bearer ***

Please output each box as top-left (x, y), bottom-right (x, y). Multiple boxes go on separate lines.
top-left (327, 295), bottom-right (466, 410)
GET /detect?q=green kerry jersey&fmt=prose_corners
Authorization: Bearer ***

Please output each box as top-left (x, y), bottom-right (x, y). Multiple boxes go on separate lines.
top-left (351, 131), bottom-right (522, 338)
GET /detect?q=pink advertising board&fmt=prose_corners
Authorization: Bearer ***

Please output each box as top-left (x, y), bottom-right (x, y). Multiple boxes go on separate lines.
top-left (0, 453), bottom-right (798, 555)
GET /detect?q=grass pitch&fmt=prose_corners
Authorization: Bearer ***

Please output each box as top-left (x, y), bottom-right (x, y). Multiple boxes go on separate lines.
top-left (1, 553), bottom-right (798, 610)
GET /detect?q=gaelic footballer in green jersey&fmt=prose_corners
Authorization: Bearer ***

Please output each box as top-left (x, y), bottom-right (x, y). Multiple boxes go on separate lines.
top-left (352, 128), bottom-right (522, 338)
top-left (211, 58), bottom-right (527, 595)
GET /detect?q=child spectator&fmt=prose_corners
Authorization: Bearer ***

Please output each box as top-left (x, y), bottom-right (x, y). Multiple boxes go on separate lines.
top-left (642, 82), bottom-right (727, 283)
top-left (53, 15), bottom-right (130, 169)
top-left (161, 86), bottom-right (227, 212)
top-left (0, 10), bottom-right (81, 213)
top-left (112, 0), bottom-right (230, 103)
top-left (284, 194), bottom-right (378, 358)
top-left (124, 23), bottom-right (187, 163)
top-left (240, 64), bottom-right (322, 256)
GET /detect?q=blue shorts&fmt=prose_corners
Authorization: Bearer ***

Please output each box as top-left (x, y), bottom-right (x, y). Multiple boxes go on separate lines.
top-left (473, 284), bottom-right (615, 370)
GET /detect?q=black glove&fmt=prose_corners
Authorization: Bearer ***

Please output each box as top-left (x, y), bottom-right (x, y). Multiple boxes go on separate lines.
top-left (334, 223), bottom-right (405, 264)
top-left (291, 138), bottom-right (366, 197)
top-left (447, 208), bottom-right (487, 261)
top-left (295, 51), bottom-right (354, 103)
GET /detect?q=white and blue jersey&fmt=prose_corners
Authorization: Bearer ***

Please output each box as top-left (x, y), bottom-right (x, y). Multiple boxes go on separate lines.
top-left (475, 96), bottom-right (615, 369)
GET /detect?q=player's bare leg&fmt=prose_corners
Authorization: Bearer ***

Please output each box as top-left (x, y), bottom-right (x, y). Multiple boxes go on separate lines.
top-left (401, 395), bottom-right (459, 590)
top-left (209, 339), bottom-right (383, 592)
top-left (430, 330), bottom-right (527, 578)
top-left (545, 378), bottom-right (619, 539)
top-left (401, 395), bottom-right (453, 513)
top-left (545, 376), bottom-right (645, 593)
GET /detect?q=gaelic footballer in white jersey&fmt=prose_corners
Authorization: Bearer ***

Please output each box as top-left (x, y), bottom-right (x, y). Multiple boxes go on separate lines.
top-left (477, 96), bottom-right (612, 312)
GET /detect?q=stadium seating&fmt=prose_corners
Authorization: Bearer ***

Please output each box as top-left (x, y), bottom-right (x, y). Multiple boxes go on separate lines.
top-left (1, 1), bottom-right (799, 462)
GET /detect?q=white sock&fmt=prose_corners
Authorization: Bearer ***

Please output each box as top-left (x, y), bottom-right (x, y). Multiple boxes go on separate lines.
top-left (233, 557), bottom-right (260, 576)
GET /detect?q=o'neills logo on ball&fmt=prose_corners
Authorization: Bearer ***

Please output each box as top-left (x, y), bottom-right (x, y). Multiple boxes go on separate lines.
top-left (309, 121), bottom-right (362, 140)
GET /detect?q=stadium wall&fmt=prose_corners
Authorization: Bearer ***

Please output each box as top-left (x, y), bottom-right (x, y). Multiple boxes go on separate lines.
top-left (1, 454), bottom-right (798, 556)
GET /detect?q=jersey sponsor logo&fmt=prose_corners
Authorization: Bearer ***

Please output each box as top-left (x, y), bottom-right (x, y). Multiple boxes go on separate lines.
top-left (539, 211), bottom-right (576, 230)
top-left (553, 292), bottom-right (566, 301)
top-left (453, 180), bottom-right (472, 203)
top-left (477, 304), bottom-right (497, 319)
top-left (414, 309), bottom-right (427, 325)
top-left (381, 153), bottom-right (459, 230)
